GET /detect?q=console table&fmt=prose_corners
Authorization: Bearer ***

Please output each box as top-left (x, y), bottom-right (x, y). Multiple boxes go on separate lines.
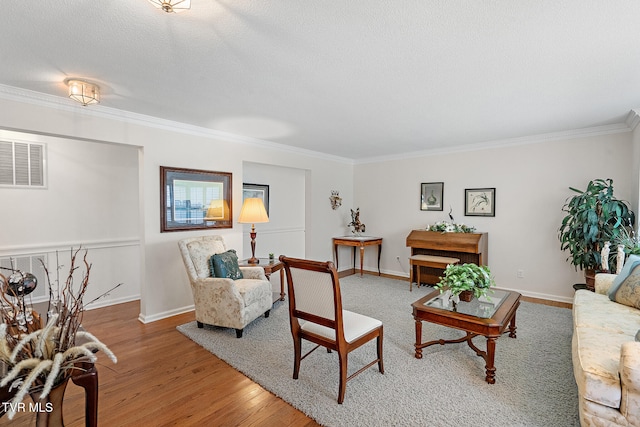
top-left (333, 236), bottom-right (382, 277)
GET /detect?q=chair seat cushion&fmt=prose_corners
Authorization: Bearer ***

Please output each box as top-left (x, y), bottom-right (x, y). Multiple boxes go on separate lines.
top-left (235, 278), bottom-right (271, 307)
top-left (302, 310), bottom-right (382, 343)
top-left (209, 250), bottom-right (243, 280)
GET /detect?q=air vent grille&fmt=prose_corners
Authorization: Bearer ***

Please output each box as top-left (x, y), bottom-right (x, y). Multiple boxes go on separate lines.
top-left (0, 140), bottom-right (46, 187)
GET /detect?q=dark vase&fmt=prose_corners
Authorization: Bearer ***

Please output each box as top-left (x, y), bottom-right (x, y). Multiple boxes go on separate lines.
top-left (458, 290), bottom-right (474, 302)
top-left (584, 269), bottom-right (596, 292)
top-left (30, 378), bottom-right (69, 427)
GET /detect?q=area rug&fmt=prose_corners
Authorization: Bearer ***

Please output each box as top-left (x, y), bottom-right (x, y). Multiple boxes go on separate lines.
top-left (177, 275), bottom-right (579, 427)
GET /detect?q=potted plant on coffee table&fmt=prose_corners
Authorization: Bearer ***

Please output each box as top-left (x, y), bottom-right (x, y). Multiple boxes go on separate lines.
top-left (434, 263), bottom-right (495, 302)
top-left (558, 178), bottom-right (634, 290)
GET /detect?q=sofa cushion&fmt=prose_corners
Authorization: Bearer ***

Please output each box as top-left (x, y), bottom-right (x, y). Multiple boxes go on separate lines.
top-left (573, 326), bottom-right (630, 408)
top-left (210, 250), bottom-right (243, 280)
top-left (186, 239), bottom-right (226, 278)
top-left (572, 290), bottom-right (640, 409)
top-left (574, 290), bottom-right (640, 335)
top-left (609, 256), bottom-right (640, 309)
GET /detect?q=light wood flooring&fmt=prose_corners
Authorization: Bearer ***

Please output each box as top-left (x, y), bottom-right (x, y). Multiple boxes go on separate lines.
top-left (5, 278), bottom-right (570, 427)
top-left (6, 300), bottom-right (319, 427)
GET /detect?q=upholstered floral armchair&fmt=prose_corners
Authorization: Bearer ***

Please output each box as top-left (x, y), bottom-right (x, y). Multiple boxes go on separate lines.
top-left (178, 235), bottom-right (272, 338)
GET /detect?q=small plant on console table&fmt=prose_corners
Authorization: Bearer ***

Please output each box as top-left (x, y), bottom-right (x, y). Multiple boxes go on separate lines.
top-left (434, 263), bottom-right (495, 302)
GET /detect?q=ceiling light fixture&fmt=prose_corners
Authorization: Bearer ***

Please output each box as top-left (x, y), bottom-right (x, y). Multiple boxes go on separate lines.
top-left (66, 79), bottom-right (100, 106)
top-left (148, 0), bottom-right (191, 13)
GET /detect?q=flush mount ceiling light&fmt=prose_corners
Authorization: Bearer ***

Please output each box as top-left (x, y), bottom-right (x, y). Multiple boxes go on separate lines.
top-left (148, 0), bottom-right (191, 13)
top-left (66, 79), bottom-right (100, 106)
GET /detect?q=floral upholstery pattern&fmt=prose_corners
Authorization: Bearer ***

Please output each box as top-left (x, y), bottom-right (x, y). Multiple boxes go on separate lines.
top-left (609, 255), bottom-right (640, 309)
top-left (178, 235), bottom-right (272, 334)
top-left (186, 238), bottom-right (226, 278)
top-left (573, 273), bottom-right (640, 426)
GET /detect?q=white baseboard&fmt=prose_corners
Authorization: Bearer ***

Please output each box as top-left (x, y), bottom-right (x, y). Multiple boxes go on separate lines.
top-left (84, 294), bottom-right (141, 311)
top-left (138, 304), bottom-right (195, 324)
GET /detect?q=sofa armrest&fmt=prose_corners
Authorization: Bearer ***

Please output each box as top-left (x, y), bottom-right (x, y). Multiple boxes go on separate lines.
top-left (595, 273), bottom-right (618, 295)
top-left (620, 341), bottom-right (640, 423)
top-left (239, 266), bottom-right (268, 281)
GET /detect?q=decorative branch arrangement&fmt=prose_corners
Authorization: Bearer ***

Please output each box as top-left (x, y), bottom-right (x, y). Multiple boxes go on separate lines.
top-left (0, 248), bottom-right (119, 420)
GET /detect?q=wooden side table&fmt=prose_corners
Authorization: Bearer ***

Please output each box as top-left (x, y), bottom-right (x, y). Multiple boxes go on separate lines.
top-left (239, 258), bottom-right (286, 302)
top-left (333, 236), bottom-right (383, 277)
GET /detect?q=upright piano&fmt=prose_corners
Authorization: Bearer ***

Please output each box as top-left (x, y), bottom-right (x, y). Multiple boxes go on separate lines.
top-left (406, 230), bottom-right (488, 285)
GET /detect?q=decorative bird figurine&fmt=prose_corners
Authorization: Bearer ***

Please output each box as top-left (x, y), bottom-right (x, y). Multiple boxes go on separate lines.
top-left (448, 206), bottom-right (454, 222)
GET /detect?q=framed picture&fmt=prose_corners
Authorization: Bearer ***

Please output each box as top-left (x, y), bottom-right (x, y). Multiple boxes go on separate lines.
top-left (420, 182), bottom-right (444, 211)
top-left (465, 188), bottom-right (496, 217)
top-left (160, 166), bottom-right (232, 232)
top-left (242, 183), bottom-right (269, 216)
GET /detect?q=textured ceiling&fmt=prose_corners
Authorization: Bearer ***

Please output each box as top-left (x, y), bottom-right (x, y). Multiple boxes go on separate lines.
top-left (1, 1), bottom-right (639, 160)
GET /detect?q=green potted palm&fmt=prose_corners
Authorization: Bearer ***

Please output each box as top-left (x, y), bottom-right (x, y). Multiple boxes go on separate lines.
top-left (558, 178), bottom-right (634, 289)
top-left (434, 263), bottom-right (495, 302)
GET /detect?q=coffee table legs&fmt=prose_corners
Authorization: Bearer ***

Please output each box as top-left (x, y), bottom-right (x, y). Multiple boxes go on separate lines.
top-left (413, 318), bottom-right (517, 384)
top-left (508, 312), bottom-right (517, 338)
top-left (414, 319), bottom-right (423, 359)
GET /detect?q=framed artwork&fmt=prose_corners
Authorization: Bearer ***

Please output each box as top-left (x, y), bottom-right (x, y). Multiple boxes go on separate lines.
top-left (242, 183), bottom-right (269, 216)
top-left (420, 182), bottom-right (444, 211)
top-left (465, 188), bottom-right (496, 217)
top-left (160, 166), bottom-right (232, 232)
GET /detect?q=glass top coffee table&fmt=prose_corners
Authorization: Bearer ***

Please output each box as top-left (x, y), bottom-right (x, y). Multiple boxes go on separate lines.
top-left (411, 288), bottom-right (521, 384)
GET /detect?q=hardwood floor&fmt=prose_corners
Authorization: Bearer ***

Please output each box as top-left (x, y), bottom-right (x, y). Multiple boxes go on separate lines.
top-left (4, 280), bottom-right (570, 426)
top-left (6, 301), bottom-right (319, 427)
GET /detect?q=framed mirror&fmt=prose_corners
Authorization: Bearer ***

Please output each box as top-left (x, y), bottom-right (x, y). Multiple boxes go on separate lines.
top-left (160, 166), bottom-right (232, 232)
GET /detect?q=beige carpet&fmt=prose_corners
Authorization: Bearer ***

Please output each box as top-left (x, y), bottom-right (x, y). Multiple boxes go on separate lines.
top-left (178, 275), bottom-right (579, 427)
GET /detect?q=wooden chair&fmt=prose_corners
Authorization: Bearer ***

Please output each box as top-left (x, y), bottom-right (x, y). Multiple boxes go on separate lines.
top-left (279, 255), bottom-right (384, 404)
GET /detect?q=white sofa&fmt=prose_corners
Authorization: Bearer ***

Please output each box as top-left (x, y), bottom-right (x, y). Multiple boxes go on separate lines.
top-left (572, 273), bottom-right (640, 426)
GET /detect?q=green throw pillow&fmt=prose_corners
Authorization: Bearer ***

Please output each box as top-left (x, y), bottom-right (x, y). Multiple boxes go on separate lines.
top-left (209, 250), bottom-right (243, 280)
top-left (609, 254), bottom-right (640, 309)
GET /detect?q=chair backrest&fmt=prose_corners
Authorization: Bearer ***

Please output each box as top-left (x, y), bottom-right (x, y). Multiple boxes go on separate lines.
top-left (280, 256), bottom-right (344, 339)
top-left (178, 235), bottom-right (228, 281)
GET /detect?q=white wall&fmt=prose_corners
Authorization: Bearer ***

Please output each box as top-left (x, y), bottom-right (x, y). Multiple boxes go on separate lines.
top-left (631, 111), bottom-right (640, 218)
top-left (2, 93), bottom-right (636, 316)
top-left (0, 95), bottom-right (354, 322)
top-left (353, 131), bottom-right (634, 303)
top-left (0, 129), bottom-right (140, 308)
top-left (242, 162), bottom-right (306, 259)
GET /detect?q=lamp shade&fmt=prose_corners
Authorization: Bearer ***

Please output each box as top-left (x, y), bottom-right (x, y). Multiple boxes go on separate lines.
top-left (238, 198), bottom-right (269, 224)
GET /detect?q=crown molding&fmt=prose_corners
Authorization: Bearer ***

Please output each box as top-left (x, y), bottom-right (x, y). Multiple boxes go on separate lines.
top-left (0, 84), bottom-right (635, 166)
top-left (0, 84), bottom-right (353, 165)
top-left (354, 122), bottom-right (633, 165)
top-left (625, 109), bottom-right (640, 131)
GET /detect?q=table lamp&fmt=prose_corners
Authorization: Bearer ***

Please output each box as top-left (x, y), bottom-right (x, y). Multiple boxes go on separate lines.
top-left (238, 198), bottom-right (269, 264)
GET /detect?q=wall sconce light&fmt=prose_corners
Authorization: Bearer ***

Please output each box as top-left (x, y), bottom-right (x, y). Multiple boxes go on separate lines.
top-left (67, 79), bottom-right (100, 106)
top-left (330, 190), bottom-right (342, 210)
top-left (148, 0), bottom-right (191, 13)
